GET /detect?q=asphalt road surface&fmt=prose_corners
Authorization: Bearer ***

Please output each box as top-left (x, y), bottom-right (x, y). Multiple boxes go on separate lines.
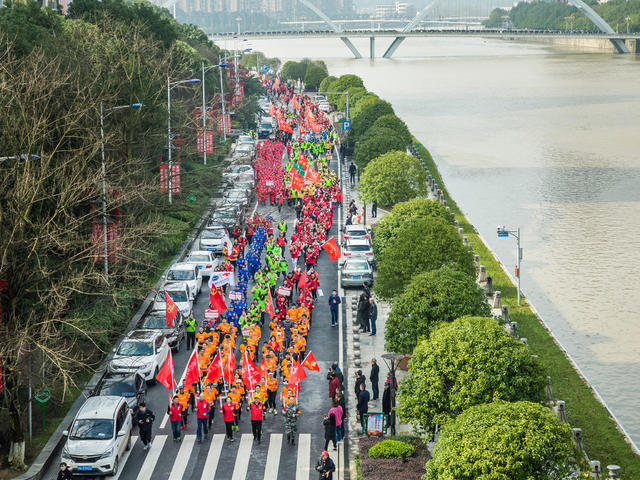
top-left (45, 153), bottom-right (346, 480)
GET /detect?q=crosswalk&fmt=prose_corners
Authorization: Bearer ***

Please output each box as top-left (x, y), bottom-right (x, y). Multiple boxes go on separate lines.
top-left (117, 433), bottom-right (316, 480)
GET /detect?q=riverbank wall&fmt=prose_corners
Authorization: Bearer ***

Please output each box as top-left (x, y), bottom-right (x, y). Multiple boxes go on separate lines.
top-left (511, 36), bottom-right (639, 53)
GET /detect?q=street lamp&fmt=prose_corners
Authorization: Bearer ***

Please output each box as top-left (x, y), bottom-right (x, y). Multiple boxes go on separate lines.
top-left (201, 60), bottom-right (229, 164)
top-left (100, 102), bottom-right (143, 283)
top-left (381, 353), bottom-right (404, 436)
top-left (167, 77), bottom-right (200, 204)
top-left (497, 225), bottom-right (522, 305)
top-left (0, 154), bottom-right (40, 163)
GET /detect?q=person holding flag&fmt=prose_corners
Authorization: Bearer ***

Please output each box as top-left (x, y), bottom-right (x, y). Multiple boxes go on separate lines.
top-left (248, 396), bottom-right (265, 443)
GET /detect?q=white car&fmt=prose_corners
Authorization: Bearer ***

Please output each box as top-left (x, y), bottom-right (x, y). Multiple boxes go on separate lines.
top-left (223, 164), bottom-right (254, 183)
top-left (237, 134), bottom-right (255, 149)
top-left (199, 225), bottom-right (227, 253)
top-left (184, 250), bottom-right (219, 278)
top-left (343, 224), bottom-right (371, 242)
top-left (232, 144), bottom-right (254, 160)
top-left (165, 262), bottom-right (202, 299)
top-left (319, 101), bottom-right (331, 113)
top-left (152, 282), bottom-right (193, 317)
top-left (109, 330), bottom-right (169, 382)
top-left (342, 238), bottom-right (374, 262)
top-left (61, 395), bottom-right (132, 476)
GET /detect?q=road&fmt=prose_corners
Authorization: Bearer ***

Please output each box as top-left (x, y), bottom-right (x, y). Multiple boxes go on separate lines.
top-left (44, 153), bottom-right (346, 480)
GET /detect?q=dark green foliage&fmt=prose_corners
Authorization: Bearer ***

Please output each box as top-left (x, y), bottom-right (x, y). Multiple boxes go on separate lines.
top-left (371, 114), bottom-right (411, 146)
top-left (353, 127), bottom-right (406, 170)
top-left (348, 99), bottom-right (394, 142)
top-left (304, 64), bottom-right (328, 90)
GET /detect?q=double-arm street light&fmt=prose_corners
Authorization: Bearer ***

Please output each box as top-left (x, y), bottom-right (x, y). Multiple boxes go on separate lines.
top-left (99, 102), bottom-right (143, 283)
top-left (497, 225), bottom-right (523, 305)
top-left (201, 59), bottom-right (229, 165)
top-left (167, 77), bottom-right (200, 204)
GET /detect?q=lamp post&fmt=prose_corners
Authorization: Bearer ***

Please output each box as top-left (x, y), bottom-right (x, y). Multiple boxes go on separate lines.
top-left (201, 60), bottom-right (228, 164)
top-left (381, 353), bottom-right (404, 436)
top-left (100, 102), bottom-right (142, 282)
top-left (167, 77), bottom-right (200, 204)
top-left (497, 225), bottom-right (522, 305)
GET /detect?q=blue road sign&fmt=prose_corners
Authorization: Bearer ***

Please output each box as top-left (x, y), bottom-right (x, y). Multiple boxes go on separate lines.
top-left (341, 120), bottom-right (351, 133)
top-left (498, 231), bottom-right (509, 237)
top-left (262, 64), bottom-right (268, 73)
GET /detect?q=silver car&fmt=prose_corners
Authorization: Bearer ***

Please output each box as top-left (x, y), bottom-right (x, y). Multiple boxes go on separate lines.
top-left (343, 225), bottom-right (371, 242)
top-left (232, 144), bottom-right (254, 160)
top-left (340, 258), bottom-right (373, 288)
top-left (342, 238), bottom-right (374, 263)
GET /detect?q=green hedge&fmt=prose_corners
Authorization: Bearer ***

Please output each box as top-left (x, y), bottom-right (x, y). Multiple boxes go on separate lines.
top-left (368, 439), bottom-right (415, 459)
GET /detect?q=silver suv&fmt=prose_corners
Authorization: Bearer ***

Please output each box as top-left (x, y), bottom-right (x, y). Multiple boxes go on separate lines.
top-left (61, 395), bottom-right (132, 476)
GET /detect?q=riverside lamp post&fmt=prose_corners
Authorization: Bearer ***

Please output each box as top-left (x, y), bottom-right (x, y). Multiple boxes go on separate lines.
top-left (201, 60), bottom-right (229, 164)
top-left (497, 225), bottom-right (522, 305)
top-left (381, 352), bottom-right (404, 436)
top-left (167, 77), bottom-right (200, 204)
top-left (100, 102), bottom-right (143, 282)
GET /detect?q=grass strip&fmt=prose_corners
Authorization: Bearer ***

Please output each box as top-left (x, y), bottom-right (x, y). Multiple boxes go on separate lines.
top-left (413, 138), bottom-right (640, 476)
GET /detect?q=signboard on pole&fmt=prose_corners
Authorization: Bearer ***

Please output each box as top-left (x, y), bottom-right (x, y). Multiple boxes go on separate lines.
top-left (217, 114), bottom-right (231, 134)
top-left (341, 120), bottom-right (351, 133)
top-left (364, 412), bottom-right (388, 436)
top-left (159, 163), bottom-right (169, 193)
top-left (196, 130), bottom-right (204, 155)
top-left (170, 163), bottom-right (181, 194)
top-left (91, 222), bottom-right (120, 263)
top-left (206, 131), bottom-right (214, 154)
top-left (262, 64), bottom-right (268, 73)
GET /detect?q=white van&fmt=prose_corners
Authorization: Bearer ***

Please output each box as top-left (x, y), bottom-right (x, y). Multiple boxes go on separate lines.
top-left (152, 282), bottom-right (193, 317)
top-left (60, 395), bottom-right (132, 476)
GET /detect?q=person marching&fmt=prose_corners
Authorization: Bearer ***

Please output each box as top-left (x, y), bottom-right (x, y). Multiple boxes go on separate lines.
top-left (134, 403), bottom-right (155, 450)
top-left (195, 393), bottom-right (210, 443)
top-left (283, 392), bottom-right (300, 445)
top-left (248, 396), bottom-right (265, 443)
top-left (185, 313), bottom-right (197, 350)
top-left (266, 371), bottom-right (278, 415)
top-left (222, 396), bottom-right (236, 442)
top-left (168, 395), bottom-right (183, 442)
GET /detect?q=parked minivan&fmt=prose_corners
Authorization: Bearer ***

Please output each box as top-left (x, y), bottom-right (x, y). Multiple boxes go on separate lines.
top-left (60, 395), bottom-right (132, 476)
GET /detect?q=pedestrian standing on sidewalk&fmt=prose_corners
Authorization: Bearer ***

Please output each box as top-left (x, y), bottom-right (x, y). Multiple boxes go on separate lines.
top-left (370, 359), bottom-right (380, 400)
top-left (329, 400), bottom-right (343, 444)
top-left (382, 382), bottom-right (391, 418)
top-left (328, 371), bottom-right (340, 399)
top-left (371, 200), bottom-right (377, 218)
top-left (330, 362), bottom-right (344, 385)
top-left (354, 370), bottom-right (366, 397)
top-left (357, 290), bottom-right (370, 333)
top-left (328, 290), bottom-right (341, 327)
top-left (222, 396), bottom-right (236, 442)
top-left (134, 403), bottom-right (155, 450)
top-left (196, 393), bottom-right (210, 443)
top-left (185, 313), bottom-right (197, 350)
top-left (348, 162), bottom-right (356, 185)
top-left (249, 396), bottom-right (265, 443)
top-left (168, 396), bottom-right (183, 442)
top-left (357, 383), bottom-right (370, 429)
top-left (316, 451), bottom-right (336, 480)
top-left (323, 412), bottom-right (337, 451)
top-left (368, 297), bottom-right (377, 336)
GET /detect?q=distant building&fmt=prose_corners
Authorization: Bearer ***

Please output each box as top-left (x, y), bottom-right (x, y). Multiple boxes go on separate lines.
top-left (375, 4), bottom-right (395, 19)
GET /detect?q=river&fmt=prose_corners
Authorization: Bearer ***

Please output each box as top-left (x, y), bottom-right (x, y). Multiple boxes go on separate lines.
top-left (237, 36), bottom-right (640, 446)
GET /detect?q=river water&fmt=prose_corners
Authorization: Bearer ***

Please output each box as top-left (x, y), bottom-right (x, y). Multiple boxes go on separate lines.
top-left (240, 36), bottom-right (640, 446)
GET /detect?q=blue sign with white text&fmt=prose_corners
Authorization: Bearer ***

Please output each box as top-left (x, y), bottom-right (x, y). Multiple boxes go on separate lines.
top-left (262, 64), bottom-right (268, 73)
top-left (342, 120), bottom-right (351, 133)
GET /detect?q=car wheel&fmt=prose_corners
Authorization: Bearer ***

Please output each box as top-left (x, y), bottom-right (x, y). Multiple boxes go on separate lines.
top-left (110, 457), bottom-right (119, 477)
top-left (126, 433), bottom-right (132, 451)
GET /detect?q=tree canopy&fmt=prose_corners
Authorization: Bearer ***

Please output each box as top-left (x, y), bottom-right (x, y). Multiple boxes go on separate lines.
top-left (371, 114), bottom-right (412, 146)
top-left (398, 317), bottom-right (546, 432)
top-left (348, 99), bottom-right (394, 141)
top-left (282, 60), bottom-right (308, 81)
top-left (425, 401), bottom-right (583, 480)
top-left (318, 75), bottom-right (337, 93)
top-left (374, 215), bottom-right (475, 299)
top-left (353, 126), bottom-right (407, 170)
top-left (372, 198), bottom-right (454, 259)
top-left (385, 267), bottom-right (491, 354)
top-left (304, 64), bottom-right (328, 90)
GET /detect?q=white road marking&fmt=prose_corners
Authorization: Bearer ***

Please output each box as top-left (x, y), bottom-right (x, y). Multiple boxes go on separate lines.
top-left (296, 433), bottom-right (311, 480)
top-left (112, 435), bottom-right (137, 480)
top-left (200, 434), bottom-right (225, 480)
top-left (169, 434), bottom-right (196, 480)
top-left (231, 434), bottom-right (253, 480)
top-left (135, 434), bottom-right (167, 480)
top-left (318, 288), bottom-right (324, 297)
top-left (263, 433), bottom-right (283, 480)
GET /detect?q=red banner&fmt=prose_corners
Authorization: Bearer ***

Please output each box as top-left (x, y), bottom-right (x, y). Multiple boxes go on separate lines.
top-left (196, 130), bottom-right (204, 155)
top-left (170, 163), bottom-right (181, 194)
top-left (197, 131), bottom-right (215, 155)
top-left (160, 163), bottom-right (169, 192)
top-left (92, 222), bottom-right (120, 263)
top-left (217, 114), bottom-right (231, 134)
top-left (206, 131), bottom-right (214, 154)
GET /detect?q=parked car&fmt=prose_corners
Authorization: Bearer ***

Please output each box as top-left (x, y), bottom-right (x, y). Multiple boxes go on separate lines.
top-left (90, 372), bottom-right (147, 414)
top-left (232, 143), bottom-right (254, 160)
top-left (138, 309), bottom-right (185, 352)
top-left (223, 164), bottom-right (254, 183)
top-left (211, 208), bottom-right (242, 228)
top-left (109, 330), bottom-right (170, 382)
top-left (342, 238), bottom-right (374, 262)
top-left (61, 395), bottom-right (132, 476)
top-left (184, 250), bottom-right (219, 277)
top-left (318, 101), bottom-right (331, 112)
top-left (152, 282), bottom-right (193, 317)
top-left (340, 258), bottom-right (374, 288)
top-left (224, 189), bottom-right (250, 209)
top-left (237, 134), bottom-right (255, 151)
top-left (258, 120), bottom-right (274, 139)
top-left (199, 225), bottom-right (227, 253)
top-left (165, 262), bottom-right (202, 299)
top-left (343, 224), bottom-right (371, 242)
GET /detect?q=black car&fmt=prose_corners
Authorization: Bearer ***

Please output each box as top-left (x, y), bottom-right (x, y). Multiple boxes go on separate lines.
top-left (138, 309), bottom-right (185, 352)
top-left (91, 371), bottom-right (147, 413)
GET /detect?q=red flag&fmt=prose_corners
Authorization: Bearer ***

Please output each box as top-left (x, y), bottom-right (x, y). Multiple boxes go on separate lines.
top-left (165, 291), bottom-right (178, 328)
top-left (289, 171), bottom-right (305, 191)
top-left (269, 103), bottom-right (275, 116)
top-left (322, 237), bottom-right (341, 261)
top-left (304, 166), bottom-right (322, 184)
top-left (184, 350), bottom-right (201, 389)
top-left (242, 352), bottom-right (262, 389)
top-left (297, 155), bottom-right (308, 169)
top-left (210, 286), bottom-right (227, 314)
top-left (258, 357), bottom-right (268, 377)
top-left (223, 348), bottom-right (236, 384)
top-left (280, 122), bottom-right (293, 134)
top-left (288, 359), bottom-right (307, 388)
top-left (206, 351), bottom-right (223, 384)
top-left (265, 287), bottom-right (275, 318)
top-left (155, 350), bottom-right (175, 390)
top-left (298, 270), bottom-right (308, 290)
top-left (301, 351), bottom-right (320, 372)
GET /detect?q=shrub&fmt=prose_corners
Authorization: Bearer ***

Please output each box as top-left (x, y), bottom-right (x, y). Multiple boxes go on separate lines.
top-left (368, 439), bottom-right (415, 459)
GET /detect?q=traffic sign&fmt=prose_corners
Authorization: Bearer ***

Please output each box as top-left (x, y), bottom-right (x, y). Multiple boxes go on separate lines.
top-left (497, 231), bottom-right (509, 237)
top-left (341, 120), bottom-right (351, 133)
top-left (262, 64), bottom-right (268, 73)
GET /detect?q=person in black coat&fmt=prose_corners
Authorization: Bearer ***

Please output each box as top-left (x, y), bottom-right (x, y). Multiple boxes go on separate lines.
top-left (316, 451), bottom-right (336, 479)
top-left (382, 382), bottom-right (391, 415)
top-left (357, 383), bottom-right (370, 427)
top-left (134, 403), bottom-right (155, 449)
top-left (369, 359), bottom-right (380, 400)
top-left (356, 291), bottom-right (370, 333)
top-left (354, 370), bottom-right (366, 397)
top-left (368, 298), bottom-right (378, 336)
top-left (57, 463), bottom-right (74, 480)
top-left (323, 412), bottom-right (336, 451)
top-left (328, 362), bottom-right (344, 386)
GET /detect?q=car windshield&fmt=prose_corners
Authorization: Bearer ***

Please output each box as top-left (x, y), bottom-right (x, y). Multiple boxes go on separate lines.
top-left (188, 255), bottom-right (210, 263)
top-left (202, 229), bottom-right (225, 239)
top-left (117, 341), bottom-right (153, 356)
top-left (238, 136), bottom-right (252, 143)
top-left (347, 244), bottom-right (371, 252)
top-left (347, 228), bottom-right (367, 236)
top-left (102, 378), bottom-right (137, 397)
top-left (160, 291), bottom-right (188, 303)
top-left (141, 315), bottom-right (170, 330)
top-left (167, 269), bottom-right (195, 281)
top-left (70, 419), bottom-right (114, 440)
top-left (260, 123), bottom-right (272, 129)
top-left (345, 261), bottom-right (369, 271)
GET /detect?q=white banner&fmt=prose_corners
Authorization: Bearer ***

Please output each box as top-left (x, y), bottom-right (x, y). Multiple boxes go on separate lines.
top-left (208, 271), bottom-right (235, 289)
